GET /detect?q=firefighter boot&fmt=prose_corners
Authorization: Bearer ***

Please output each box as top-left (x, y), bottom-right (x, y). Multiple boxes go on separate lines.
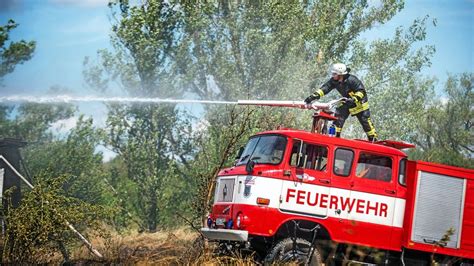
top-left (335, 126), bottom-right (343, 138)
top-left (367, 134), bottom-right (377, 142)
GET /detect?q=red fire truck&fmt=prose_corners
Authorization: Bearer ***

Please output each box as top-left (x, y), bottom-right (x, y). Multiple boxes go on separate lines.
top-left (201, 99), bottom-right (474, 265)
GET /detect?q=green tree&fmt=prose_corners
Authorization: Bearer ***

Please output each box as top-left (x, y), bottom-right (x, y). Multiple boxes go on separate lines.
top-left (24, 116), bottom-right (110, 204)
top-left (103, 156), bottom-right (144, 230)
top-left (84, 0), bottom-right (195, 230)
top-left (409, 73), bottom-right (473, 168)
top-left (177, 1), bottom-right (405, 101)
top-left (104, 105), bottom-right (194, 229)
top-left (0, 19), bottom-right (35, 79)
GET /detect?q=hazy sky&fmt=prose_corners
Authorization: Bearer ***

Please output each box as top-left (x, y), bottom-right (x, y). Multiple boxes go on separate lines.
top-left (0, 0), bottom-right (472, 96)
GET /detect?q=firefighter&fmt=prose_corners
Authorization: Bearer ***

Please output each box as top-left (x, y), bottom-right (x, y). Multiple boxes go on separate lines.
top-left (304, 63), bottom-right (377, 141)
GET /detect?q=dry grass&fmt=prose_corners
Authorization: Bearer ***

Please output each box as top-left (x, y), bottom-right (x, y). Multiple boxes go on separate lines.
top-left (0, 225), bottom-right (259, 264)
top-left (69, 227), bottom-right (197, 264)
top-left (2, 227), bottom-right (394, 265)
top-left (61, 227), bottom-right (257, 265)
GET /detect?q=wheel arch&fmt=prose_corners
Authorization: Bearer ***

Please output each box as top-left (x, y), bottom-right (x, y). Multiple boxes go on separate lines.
top-left (273, 217), bottom-right (332, 243)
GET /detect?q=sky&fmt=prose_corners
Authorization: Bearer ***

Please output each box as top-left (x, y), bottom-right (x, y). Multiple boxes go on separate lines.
top-left (0, 0), bottom-right (473, 159)
top-left (0, 0), bottom-right (112, 95)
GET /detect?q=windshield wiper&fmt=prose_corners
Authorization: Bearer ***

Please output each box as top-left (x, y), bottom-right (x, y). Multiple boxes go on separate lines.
top-left (239, 154), bottom-right (250, 162)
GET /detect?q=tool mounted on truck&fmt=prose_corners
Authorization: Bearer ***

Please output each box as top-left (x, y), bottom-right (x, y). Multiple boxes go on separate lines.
top-left (201, 99), bottom-right (474, 265)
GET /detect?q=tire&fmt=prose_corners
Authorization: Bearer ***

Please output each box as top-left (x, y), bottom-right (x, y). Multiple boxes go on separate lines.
top-left (264, 238), bottom-right (323, 266)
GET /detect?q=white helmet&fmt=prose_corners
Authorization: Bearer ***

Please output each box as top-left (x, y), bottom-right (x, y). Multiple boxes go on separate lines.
top-left (331, 63), bottom-right (347, 75)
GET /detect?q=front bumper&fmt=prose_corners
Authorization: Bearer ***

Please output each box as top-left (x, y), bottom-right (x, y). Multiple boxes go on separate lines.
top-left (201, 228), bottom-right (249, 242)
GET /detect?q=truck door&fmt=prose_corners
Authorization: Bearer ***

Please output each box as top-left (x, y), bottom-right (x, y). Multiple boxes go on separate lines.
top-left (347, 151), bottom-right (398, 249)
top-left (279, 139), bottom-right (331, 219)
top-left (329, 148), bottom-right (355, 225)
top-left (331, 147), bottom-right (355, 219)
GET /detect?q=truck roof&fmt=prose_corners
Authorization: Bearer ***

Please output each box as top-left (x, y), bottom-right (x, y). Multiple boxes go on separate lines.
top-left (255, 128), bottom-right (409, 157)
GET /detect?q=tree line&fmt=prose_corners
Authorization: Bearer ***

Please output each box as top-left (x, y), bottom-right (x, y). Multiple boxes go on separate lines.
top-left (0, 0), bottom-right (472, 260)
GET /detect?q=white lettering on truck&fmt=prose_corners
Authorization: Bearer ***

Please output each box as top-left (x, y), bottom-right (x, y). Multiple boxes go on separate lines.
top-left (286, 188), bottom-right (388, 217)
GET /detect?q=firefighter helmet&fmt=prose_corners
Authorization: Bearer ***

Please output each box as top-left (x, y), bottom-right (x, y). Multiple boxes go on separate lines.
top-left (331, 63), bottom-right (347, 75)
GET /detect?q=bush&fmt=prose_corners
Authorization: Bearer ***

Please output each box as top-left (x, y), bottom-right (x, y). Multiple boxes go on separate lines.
top-left (1, 172), bottom-right (104, 263)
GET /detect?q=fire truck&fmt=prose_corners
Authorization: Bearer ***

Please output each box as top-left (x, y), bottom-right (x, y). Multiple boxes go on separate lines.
top-left (201, 99), bottom-right (474, 265)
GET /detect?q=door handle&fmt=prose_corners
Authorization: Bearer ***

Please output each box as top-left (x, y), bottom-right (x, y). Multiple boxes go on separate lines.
top-left (319, 179), bottom-right (330, 184)
top-left (385, 189), bottom-right (396, 195)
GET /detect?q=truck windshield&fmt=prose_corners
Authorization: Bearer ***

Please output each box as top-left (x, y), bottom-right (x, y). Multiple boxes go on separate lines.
top-left (236, 135), bottom-right (287, 166)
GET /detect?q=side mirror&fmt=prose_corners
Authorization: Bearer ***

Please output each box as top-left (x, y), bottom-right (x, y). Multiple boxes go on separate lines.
top-left (245, 160), bottom-right (255, 174)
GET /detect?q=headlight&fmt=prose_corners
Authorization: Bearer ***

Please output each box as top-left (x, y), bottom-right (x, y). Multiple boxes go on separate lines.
top-left (236, 212), bottom-right (249, 229)
top-left (236, 214), bottom-right (242, 228)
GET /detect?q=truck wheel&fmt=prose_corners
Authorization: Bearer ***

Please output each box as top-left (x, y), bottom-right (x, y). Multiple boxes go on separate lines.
top-left (264, 238), bottom-right (323, 265)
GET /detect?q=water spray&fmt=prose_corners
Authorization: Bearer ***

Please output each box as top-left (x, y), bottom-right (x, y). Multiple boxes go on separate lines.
top-left (0, 95), bottom-right (345, 133)
top-left (0, 95), bottom-right (236, 105)
top-left (0, 95), bottom-right (343, 111)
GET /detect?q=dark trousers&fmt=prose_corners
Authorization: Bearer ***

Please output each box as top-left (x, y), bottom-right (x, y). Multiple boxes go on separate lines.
top-left (333, 106), bottom-right (377, 140)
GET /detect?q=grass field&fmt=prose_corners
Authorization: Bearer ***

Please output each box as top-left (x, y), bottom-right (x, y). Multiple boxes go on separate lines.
top-left (25, 228), bottom-right (255, 264)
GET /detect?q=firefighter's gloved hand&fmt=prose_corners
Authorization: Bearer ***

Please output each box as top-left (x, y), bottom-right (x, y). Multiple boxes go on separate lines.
top-left (342, 97), bottom-right (357, 108)
top-left (304, 94), bottom-right (319, 104)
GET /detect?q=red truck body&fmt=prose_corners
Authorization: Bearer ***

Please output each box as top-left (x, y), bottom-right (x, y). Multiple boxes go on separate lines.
top-left (403, 160), bottom-right (474, 259)
top-left (202, 128), bottom-right (474, 263)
